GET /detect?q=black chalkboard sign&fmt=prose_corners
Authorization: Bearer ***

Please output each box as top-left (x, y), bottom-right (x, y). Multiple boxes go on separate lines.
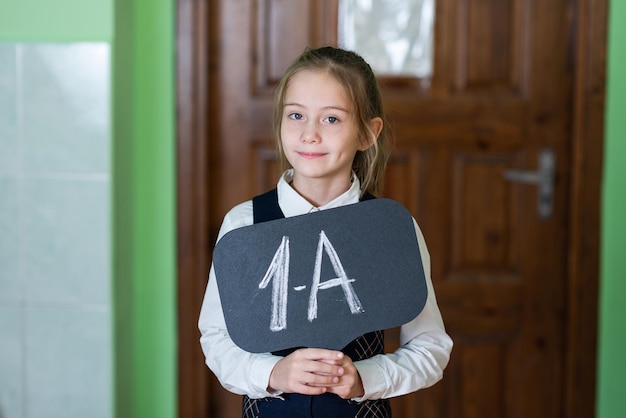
top-left (212, 198), bottom-right (428, 353)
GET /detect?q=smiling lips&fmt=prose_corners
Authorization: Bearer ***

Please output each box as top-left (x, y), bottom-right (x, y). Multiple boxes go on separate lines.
top-left (297, 151), bottom-right (327, 159)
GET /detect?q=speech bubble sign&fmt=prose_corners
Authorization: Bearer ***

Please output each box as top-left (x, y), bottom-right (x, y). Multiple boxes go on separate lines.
top-left (212, 198), bottom-right (427, 353)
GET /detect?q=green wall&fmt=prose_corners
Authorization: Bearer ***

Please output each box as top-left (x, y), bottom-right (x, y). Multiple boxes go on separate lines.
top-left (113, 0), bottom-right (176, 416)
top-left (597, 0), bottom-right (626, 417)
top-left (0, 0), bottom-right (113, 41)
top-left (0, 0), bottom-right (177, 417)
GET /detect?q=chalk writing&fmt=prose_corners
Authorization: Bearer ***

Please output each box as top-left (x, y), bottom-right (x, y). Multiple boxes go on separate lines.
top-left (259, 230), bottom-right (364, 332)
top-left (258, 236), bottom-right (290, 332)
top-left (308, 230), bottom-right (364, 321)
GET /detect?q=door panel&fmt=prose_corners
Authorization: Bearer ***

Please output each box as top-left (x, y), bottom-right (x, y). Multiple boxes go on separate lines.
top-left (174, 0), bottom-right (603, 417)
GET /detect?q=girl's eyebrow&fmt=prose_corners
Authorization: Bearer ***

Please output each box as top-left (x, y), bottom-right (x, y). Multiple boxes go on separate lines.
top-left (283, 102), bottom-right (350, 113)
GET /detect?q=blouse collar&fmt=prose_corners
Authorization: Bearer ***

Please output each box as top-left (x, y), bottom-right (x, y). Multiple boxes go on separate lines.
top-left (276, 169), bottom-right (362, 218)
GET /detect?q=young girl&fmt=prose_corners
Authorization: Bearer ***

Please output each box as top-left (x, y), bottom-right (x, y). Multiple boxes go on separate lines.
top-left (199, 46), bottom-right (452, 418)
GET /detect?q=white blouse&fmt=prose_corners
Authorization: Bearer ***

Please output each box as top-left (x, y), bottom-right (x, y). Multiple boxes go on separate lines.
top-left (198, 170), bottom-right (453, 400)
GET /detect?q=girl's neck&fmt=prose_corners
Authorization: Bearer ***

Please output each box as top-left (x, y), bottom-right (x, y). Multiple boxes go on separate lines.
top-left (290, 174), bottom-right (353, 207)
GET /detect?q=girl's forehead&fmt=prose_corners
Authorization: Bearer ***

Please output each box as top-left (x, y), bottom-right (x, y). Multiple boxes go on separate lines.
top-left (284, 69), bottom-right (350, 105)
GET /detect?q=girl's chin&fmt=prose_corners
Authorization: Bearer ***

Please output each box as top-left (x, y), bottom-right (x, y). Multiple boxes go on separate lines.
top-left (291, 169), bottom-right (352, 184)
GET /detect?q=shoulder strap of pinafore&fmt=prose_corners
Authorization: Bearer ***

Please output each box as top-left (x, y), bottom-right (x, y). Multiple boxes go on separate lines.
top-left (252, 188), bottom-right (285, 223)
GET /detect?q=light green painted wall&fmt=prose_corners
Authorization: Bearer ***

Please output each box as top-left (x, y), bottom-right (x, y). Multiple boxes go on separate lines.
top-left (597, 1), bottom-right (626, 417)
top-left (113, 0), bottom-right (176, 416)
top-left (0, 0), bottom-right (112, 41)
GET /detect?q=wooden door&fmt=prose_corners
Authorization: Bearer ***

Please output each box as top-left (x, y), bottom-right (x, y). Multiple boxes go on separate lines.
top-left (176, 0), bottom-right (606, 417)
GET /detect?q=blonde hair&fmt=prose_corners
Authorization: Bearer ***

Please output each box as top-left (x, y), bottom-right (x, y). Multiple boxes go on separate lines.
top-left (273, 46), bottom-right (391, 195)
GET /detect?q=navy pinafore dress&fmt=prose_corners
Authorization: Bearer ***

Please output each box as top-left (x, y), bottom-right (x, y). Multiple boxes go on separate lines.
top-left (242, 188), bottom-right (391, 418)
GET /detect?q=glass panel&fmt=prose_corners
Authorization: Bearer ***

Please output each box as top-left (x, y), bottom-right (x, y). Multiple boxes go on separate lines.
top-left (338, 0), bottom-right (435, 77)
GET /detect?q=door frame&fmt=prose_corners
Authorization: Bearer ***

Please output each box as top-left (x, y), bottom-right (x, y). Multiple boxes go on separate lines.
top-left (175, 1), bottom-right (607, 416)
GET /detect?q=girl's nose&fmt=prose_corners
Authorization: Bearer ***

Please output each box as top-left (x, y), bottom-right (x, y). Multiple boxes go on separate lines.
top-left (301, 123), bottom-right (320, 143)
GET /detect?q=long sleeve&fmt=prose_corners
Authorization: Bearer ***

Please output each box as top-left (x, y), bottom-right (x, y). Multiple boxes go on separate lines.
top-left (199, 264), bottom-right (282, 398)
top-left (353, 219), bottom-right (453, 400)
top-left (198, 200), bottom-right (285, 398)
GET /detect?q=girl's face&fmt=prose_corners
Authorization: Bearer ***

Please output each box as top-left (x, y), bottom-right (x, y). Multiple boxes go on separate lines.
top-left (281, 69), bottom-right (363, 191)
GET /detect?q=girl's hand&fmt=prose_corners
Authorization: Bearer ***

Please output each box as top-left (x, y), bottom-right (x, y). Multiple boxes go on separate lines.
top-left (320, 354), bottom-right (365, 399)
top-left (268, 348), bottom-right (345, 395)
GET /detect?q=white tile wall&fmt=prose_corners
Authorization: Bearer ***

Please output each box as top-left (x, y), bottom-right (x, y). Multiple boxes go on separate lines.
top-left (0, 43), bottom-right (112, 418)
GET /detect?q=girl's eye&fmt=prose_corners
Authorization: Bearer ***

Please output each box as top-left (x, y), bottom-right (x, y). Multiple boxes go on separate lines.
top-left (324, 116), bottom-right (339, 124)
top-left (288, 112), bottom-right (303, 120)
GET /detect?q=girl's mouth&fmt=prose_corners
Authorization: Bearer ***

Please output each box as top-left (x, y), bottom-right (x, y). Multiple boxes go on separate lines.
top-left (297, 151), bottom-right (327, 159)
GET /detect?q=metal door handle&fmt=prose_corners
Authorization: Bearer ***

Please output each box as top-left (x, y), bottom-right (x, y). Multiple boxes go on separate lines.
top-left (504, 148), bottom-right (555, 219)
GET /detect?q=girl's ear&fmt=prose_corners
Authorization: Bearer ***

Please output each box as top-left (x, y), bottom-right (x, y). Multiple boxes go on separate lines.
top-left (360, 117), bottom-right (384, 150)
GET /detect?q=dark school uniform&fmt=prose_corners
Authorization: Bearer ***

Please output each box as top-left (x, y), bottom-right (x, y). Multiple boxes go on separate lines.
top-left (242, 188), bottom-right (391, 418)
